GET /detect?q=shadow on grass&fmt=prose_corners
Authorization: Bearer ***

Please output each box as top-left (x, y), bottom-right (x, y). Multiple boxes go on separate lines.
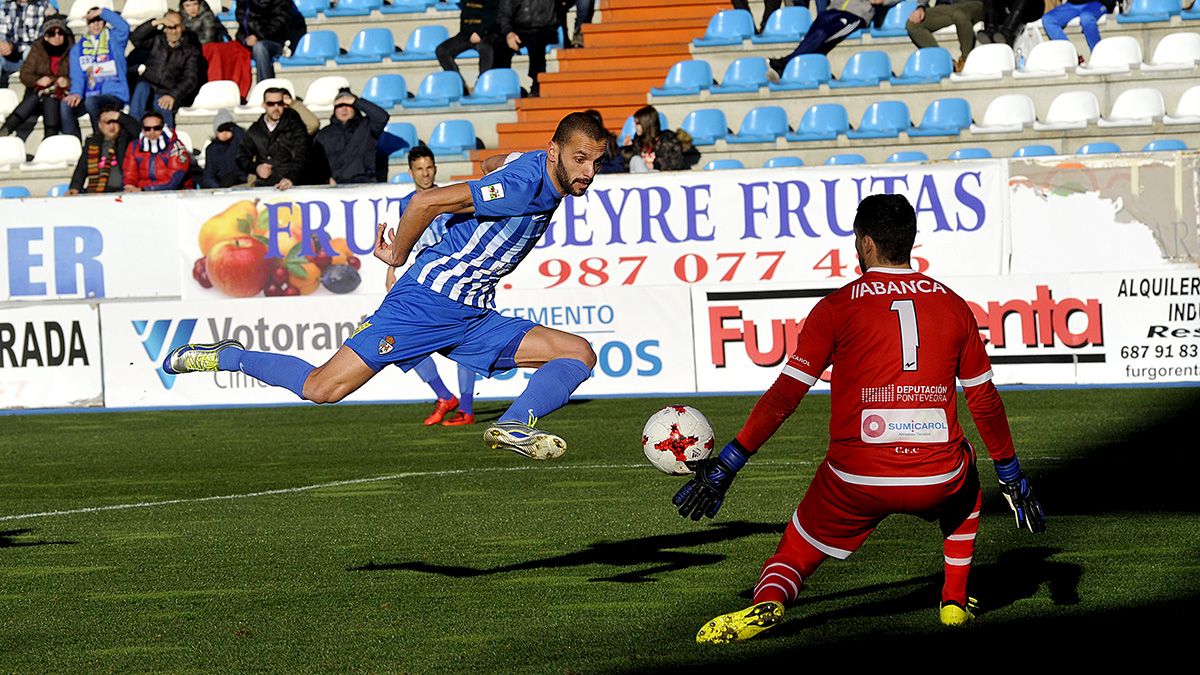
top-left (351, 520), bottom-right (784, 583)
top-left (0, 528), bottom-right (76, 548)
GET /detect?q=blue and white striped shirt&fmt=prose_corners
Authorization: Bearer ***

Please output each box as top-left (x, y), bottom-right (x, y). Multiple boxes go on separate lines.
top-left (401, 151), bottom-right (561, 308)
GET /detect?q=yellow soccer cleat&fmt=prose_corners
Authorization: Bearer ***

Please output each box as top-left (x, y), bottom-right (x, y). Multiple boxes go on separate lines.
top-left (940, 597), bottom-right (979, 626)
top-left (695, 601), bottom-right (784, 644)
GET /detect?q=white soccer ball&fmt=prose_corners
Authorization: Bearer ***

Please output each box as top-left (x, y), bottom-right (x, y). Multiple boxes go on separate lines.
top-left (641, 405), bottom-right (715, 475)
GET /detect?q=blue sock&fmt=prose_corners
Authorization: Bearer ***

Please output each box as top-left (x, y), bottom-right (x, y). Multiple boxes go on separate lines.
top-left (501, 358), bottom-right (591, 424)
top-left (230, 349), bottom-right (315, 399)
top-left (457, 365), bottom-right (475, 415)
top-left (414, 356), bottom-right (453, 400)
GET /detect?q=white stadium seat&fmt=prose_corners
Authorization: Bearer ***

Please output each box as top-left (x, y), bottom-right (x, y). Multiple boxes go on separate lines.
top-left (0, 89), bottom-right (18, 117)
top-left (1013, 40), bottom-right (1078, 79)
top-left (303, 76), bottom-right (352, 113)
top-left (179, 80), bottom-right (241, 118)
top-left (969, 94), bottom-right (1037, 133)
top-left (236, 78), bottom-right (297, 115)
top-left (1143, 32), bottom-right (1200, 72)
top-left (66, 0), bottom-right (114, 30)
top-left (1077, 36), bottom-right (1142, 75)
top-left (1098, 88), bottom-right (1165, 127)
top-left (120, 0), bottom-right (169, 26)
top-left (20, 135), bottom-right (82, 171)
top-left (949, 43), bottom-right (1014, 82)
top-left (1033, 90), bottom-right (1100, 131)
top-left (1164, 85), bottom-right (1200, 124)
top-left (0, 136), bottom-right (26, 169)
top-left (174, 129), bottom-right (194, 153)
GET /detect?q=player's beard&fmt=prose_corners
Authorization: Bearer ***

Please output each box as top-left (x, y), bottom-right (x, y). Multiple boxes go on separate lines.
top-left (554, 156), bottom-right (590, 197)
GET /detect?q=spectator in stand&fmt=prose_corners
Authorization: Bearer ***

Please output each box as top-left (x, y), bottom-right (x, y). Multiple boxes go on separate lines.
top-left (202, 109), bottom-right (246, 188)
top-left (496, 0), bottom-right (558, 97)
top-left (730, 0), bottom-right (787, 35)
top-left (437, 0), bottom-right (500, 87)
top-left (0, 15), bottom-right (77, 138)
top-left (907, 1), bottom-right (984, 72)
top-left (180, 0), bottom-right (228, 43)
top-left (978, 0), bottom-right (1042, 46)
top-left (584, 108), bottom-right (626, 174)
top-left (0, 0), bottom-right (52, 88)
top-left (556, 0), bottom-right (593, 48)
top-left (768, 0), bottom-right (903, 76)
top-left (68, 103), bottom-right (137, 194)
top-left (313, 88), bottom-right (389, 185)
top-left (620, 105), bottom-right (700, 172)
top-left (66, 7), bottom-right (130, 133)
top-left (235, 0), bottom-right (307, 83)
top-left (129, 11), bottom-right (205, 130)
top-left (1041, 0), bottom-right (1114, 54)
top-left (237, 86), bottom-right (309, 190)
top-left (122, 111), bottom-right (195, 191)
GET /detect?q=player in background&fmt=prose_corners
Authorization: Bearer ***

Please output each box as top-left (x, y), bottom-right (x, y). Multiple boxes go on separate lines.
top-left (675, 194), bottom-right (1045, 643)
top-left (385, 146), bottom-right (478, 427)
top-left (164, 112), bottom-right (609, 460)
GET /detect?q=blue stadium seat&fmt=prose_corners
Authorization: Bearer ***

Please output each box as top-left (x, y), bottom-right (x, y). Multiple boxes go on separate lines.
top-left (461, 68), bottom-right (521, 105)
top-left (382, 0), bottom-right (434, 13)
top-left (362, 74), bottom-right (408, 109)
top-left (751, 6), bottom-right (812, 44)
top-left (830, 50), bottom-right (892, 88)
top-left (680, 109), bottom-right (727, 146)
top-left (325, 0), bottom-right (382, 17)
top-left (704, 159), bottom-right (746, 170)
top-left (886, 150), bottom-right (928, 163)
top-left (0, 185), bottom-right (30, 198)
top-left (619, 111), bottom-right (669, 145)
top-left (1116, 0), bottom-right (1179, 23)
top-left (908, 98), bottom-right (972, 136)
top-left (651, 60), bottom-right (714, 97)
top-left (712, 57), bottom-right (769, 94)
top-left (764, 156), bottom-right (804, 168)
top-left (728, 106), bottom-right (790, 144)
top-left (948, 147), bottom-right (993, 160)
top-left (278, 30), bottom-right (339, 67)
top-left (1185, 2), bottom-right (1200, 19)
top-left (786, 103), bottom-right (849, 141)
top-left (767, 54), bottom-right (831, 91)
top-left (390, 172), bottom-right (415, 184)
top-left (891, 47), bottom-right (954, 85)
top-left (871, 0), bottom-right (917, 37)
top-left (1012, 144), bottom-right (1057, 157)
top-left (825, 153), bottom-right (866, 165)
top-left (1142, 138), bottom-right (1187, 152)
top-left (383, 122), bottom-right (419, 158)
top-left (402, 71), bottom-right (465, 108)
top-left (435, 0), bottom-right (460, 9)
top-left (335, 28), bottom-right (395, 65)
top-left (520, 27), bottom-right (564, 55)
top-left (693, 10), bottom-right (755, 47)
top-left (847, 101), bottom-right (910, 139)
top-left (427, 120), bottom-right (477, 156)
top-left (295, 0), bottom-right (329, 18)
top-left (1076, 141), bottom-right (1121, 155)
top-left (46, 183), bottom-right (70, 197)
top-left (393, 25), bottom-right (451, 61)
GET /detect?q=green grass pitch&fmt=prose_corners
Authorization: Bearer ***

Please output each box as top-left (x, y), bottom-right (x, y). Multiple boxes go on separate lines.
top-left (1, 387), bottom-right (1198, 671)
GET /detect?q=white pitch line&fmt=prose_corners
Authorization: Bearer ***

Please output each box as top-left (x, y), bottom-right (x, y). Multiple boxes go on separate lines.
top-left (0, 462), bottom-right (648, 524)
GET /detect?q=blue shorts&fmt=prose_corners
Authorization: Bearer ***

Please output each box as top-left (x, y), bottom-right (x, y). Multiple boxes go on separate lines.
top-left (345, 281), bottom-right (536, 375)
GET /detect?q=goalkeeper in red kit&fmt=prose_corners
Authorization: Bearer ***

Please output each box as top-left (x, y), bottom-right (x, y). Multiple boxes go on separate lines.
top-left (675, 194), bottom-right (1045, 643)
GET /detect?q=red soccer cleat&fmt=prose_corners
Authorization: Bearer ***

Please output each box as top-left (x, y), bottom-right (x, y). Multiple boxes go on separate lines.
top-left (442, 412), bottom-right (475, 427)
top-left (424, 396), bottom-right (458, 426)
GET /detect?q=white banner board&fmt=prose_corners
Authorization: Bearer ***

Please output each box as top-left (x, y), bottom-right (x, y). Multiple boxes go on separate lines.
top-left (0, 303), bottom-right (102, 408)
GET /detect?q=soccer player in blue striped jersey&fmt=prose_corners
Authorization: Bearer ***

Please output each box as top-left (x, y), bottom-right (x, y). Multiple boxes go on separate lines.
top-left (164, 112), bottom-right (609, 460)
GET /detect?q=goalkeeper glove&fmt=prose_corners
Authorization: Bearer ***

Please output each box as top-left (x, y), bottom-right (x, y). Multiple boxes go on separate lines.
top-left (673, 441), bottom-right (751, 521)
top-left (994, 457), bottom-right (1046, 533)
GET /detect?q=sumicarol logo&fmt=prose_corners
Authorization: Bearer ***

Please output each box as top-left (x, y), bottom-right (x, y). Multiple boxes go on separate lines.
top-left (132, 319), bottom-right (197, 389)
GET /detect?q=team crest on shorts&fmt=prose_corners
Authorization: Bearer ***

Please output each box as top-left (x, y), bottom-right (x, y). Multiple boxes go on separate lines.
top-left (378, 336), bottom-right (395, 355)
top-left (480, 183), bottom-right (505, 201)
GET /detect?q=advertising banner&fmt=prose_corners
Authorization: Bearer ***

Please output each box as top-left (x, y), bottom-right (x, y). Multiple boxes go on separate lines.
top-left (0, 303), bottom-right (102, 408)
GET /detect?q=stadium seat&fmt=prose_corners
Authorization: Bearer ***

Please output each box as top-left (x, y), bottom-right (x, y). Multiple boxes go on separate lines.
top-left (763, 156), bottom-right (804, 168)
top-left (1143, 32), bottom-right (1200, 71)
top-left (1077, 36), bottom-right (1142, 75)
top-left (704, 159), bottom-right (746, 170)
top-left (0, 89), bottom-right (17, 117)
top-left (21, 135), bottom-right (81, 171)
top-left (278, 30), bottom-right (339, 68)
top-left (394, 25), bottom-right (451, 61)
top-left (1185, 2), bottom-right (1200, 20)
top-left (767, 54), bottom-right (831, 91)
top-left (786, 103), bottom-right (849, 141)
top-left (1165, 85), bottom-right (1200, 124)
top-left (0, 185), bottom-right (30, 198)
top-left (66, 0), bottom-right (112, 30)
top-left (1013, 40), bottom-right (1078, 79)
top-left (390, 172), bottom-right (415, 184)
top-left (1012, 144), bottom-right (1058, 157)
top-left (886, 150), bottom-right (928, 163)
top-left (178, 80), bottom-right (240, 117)
top-left (294, 0), bottom-right (329, 18)
top-left (891, 47), bottom-right (953, 85)
top-left (383, 122), bottom-right (419, 158)
top-left (335, 28), bottom-right (396, 65)
top-left (1099, 88), bottom-right (1166, 127)
top-left (303, 76), bottom-right (352, 112)
top-left (751, 6), bottom-right (812, 44)
top-left (846, 101), bottom-right (910, 139)
top-left (236, 78), bottom-right (296, 114)
top-left (1033, 90), bottom-right (1100, 130)
top-left (870, 0), bottom-right (917, 38)
top-left (1142, 138), bottom-right (1187, 151)
top-left (120, 0), bottom-right (167, 26)
top-left (461, 68), bottom-right (520, 105)
top-left (949, 43), bottom-right (1014, 81)
top-left (680, 109), bottom-right (728, 145)
top-left (728, 106), bottom-right (790, 144)
top-left (382, 0), bottom-right (435, 14)
top-left (712, 57), bottom-right (769, 94)
top-left (1116, 0), bottom-right (1179, 23)
top-left (517, 26), bottom-right (564, 56)
top-left (651, 60), bottom-right (715, 97)
top-left (825, 153), bottom-right (866, 165)
top-left (619, 111), bottom-right (668, 145)
top-left (0, 137), bottom-right (26, 169)
top-left (693, 10), bottom-right (755, 47)
top-left (174, 130), bottom-right (194, 154)
top-left (947, 147), bottom-right (993, 160)
top-left (908, 98), bottom-right (971, 136)
top-left (427, 120), bottom-right (476, 156)
top-left (829, 50), bottom-right (892, 88)
top-left (969, 94), bottom-right (1036, 133)
top-left (362, 74), bottom-right (409, 109)
top-left (402, 71), bottom-right (465, 109)
top-left (46, 183), bottom-right (70, 197)
top-left (324, 0), bottom-right (382, 17)
top-left (1076, 141), bottom-right (1121, 155)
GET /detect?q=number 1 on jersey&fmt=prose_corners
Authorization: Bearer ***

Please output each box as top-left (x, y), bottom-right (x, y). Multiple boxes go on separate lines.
top-left (890, 299), bottom-right (919, 371)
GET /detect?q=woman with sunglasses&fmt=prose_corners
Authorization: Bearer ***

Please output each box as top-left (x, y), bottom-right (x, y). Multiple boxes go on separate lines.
top-left (0, 15), bottom-right (78, 138)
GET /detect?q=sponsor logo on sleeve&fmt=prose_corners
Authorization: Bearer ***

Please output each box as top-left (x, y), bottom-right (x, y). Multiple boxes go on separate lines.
top-left (861, 408), bottom-right (950, 444)
top-left (481, 184), bottom-right (505, 202)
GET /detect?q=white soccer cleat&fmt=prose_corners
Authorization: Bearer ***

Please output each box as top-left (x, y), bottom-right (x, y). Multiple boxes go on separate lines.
top-left (484, 421), bottom-right (566, 460)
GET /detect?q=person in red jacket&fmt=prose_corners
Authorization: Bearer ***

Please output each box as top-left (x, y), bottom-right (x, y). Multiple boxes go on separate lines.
top-left (122, 110), bottom-right (193, 191)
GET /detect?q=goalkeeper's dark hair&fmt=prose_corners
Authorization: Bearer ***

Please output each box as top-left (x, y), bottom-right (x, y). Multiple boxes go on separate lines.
top-left (853, 194), bottom-right (917, 265)
top-left (552, 111), bottom-right (609, 146)
top-left (407, 145), bottom-right (434, 166)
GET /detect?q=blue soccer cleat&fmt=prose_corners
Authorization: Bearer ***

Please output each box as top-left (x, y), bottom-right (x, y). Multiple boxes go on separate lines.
top-left (484, 420), bottom-right (566, 460)
top-left (162, 340), bottom-right (244, 375)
